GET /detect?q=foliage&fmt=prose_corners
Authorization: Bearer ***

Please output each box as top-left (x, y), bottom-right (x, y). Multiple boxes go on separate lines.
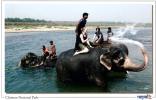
top-left (5, 18), bottom-right (152, 29)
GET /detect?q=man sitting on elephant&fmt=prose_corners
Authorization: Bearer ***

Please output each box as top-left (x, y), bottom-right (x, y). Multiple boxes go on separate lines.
top-left (48, 41), bottom-right (56, 59)
top-left (93, 27), bottom-right (104, 44)
top-left (42, 45), bottom-right (49, 62)
top-left (107, 27), bottom-right (114, 43)
top-left (74, 27), bottom-right (93, 56)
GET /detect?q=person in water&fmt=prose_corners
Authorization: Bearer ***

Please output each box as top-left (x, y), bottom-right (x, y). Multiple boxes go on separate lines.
top-left (74, 12), bottom-right (88, 52)
top-left (93, 27), bottom-right (104, 44)
top-left (74, 27), bottom-right (93, 56)
top-left (107, 27), bottom-right (114, 43)
top-left (48, 41), bottom-right (56, 59)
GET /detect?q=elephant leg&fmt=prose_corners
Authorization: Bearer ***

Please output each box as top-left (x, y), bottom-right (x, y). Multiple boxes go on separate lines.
top-left (57, 62), bottom-right (72, 83)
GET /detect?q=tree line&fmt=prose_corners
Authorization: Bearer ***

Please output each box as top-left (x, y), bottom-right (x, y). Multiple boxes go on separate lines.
top-left (5, 18), bottom-right (47, 22)
top-left (5, 17), bottom-right (152, 27)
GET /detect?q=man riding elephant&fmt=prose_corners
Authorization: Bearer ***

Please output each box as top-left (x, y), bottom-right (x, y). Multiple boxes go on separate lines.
top-left (74, 12), bottom-right (89, 52)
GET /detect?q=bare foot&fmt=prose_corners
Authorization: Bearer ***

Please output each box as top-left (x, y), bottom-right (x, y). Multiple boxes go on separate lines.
top-left (73, 52), bottom-right (79, 56)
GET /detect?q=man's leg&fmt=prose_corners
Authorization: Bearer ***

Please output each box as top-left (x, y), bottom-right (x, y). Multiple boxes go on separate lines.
top-left (74, 35), bottom-right (80, 51)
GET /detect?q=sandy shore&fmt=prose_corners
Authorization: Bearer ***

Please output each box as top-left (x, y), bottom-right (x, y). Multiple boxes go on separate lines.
top-left (5, 25), bottom-right (122, 33)
top-left (5, 26), bottom-right (77, 33)
top-left (5, 25), bottom-right (150, 33)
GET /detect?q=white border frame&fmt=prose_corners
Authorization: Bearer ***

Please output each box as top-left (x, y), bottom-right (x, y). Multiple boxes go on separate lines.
top-left (1, 1), bottom-right (156, 99)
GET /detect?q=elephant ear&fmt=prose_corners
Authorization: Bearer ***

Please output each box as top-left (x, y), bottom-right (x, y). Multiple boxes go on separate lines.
top-left (100, 54), bottom-right (112, 70)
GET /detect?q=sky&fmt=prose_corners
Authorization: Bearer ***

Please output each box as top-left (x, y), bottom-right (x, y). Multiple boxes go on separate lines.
top-left (5, 3), bottom-right (152, 23)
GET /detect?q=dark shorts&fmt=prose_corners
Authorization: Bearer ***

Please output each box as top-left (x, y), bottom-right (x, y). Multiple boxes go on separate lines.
top-left (79, 43), bottom-right (87, 50)
top-left (74, 34), bottom-right (81, 51)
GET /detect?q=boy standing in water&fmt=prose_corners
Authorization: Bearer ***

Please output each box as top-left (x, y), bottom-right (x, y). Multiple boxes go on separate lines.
top-left (74, 12), bottom-right (89, 52)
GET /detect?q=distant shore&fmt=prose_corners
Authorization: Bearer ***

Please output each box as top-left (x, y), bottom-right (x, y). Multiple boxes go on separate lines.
top-left (5, 20), bottom-right (153, 33)
top-left (5, 19), bottom-right (152, 33)
top-left (5, 26), bottom-right (120, 33)
top-left (5, 26), bottom-right (76, 33)
top-left (5, 25), bottom-right (152, 33)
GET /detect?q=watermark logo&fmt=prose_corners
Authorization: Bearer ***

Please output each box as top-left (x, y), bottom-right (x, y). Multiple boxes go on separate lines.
top-left (137, 94), bottom-right (152, 100)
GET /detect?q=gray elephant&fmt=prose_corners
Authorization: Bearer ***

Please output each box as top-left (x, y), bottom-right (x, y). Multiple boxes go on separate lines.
top-left (19, 52), bottom-right (57, 68)
top-left (56, 43), bottom-right (148, 87)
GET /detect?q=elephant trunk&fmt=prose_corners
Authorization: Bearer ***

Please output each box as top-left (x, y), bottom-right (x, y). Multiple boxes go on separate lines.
top-left (123, 47), bottom-right (148, 72)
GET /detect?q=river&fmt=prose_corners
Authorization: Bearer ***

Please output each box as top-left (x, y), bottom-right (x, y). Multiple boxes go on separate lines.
top-left (5, 28), bottom-right (152, 93)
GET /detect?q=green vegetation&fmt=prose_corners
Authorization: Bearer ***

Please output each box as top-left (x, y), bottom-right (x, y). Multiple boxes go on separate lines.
top-left (5, 18), bottom-right (46, 22)
top-left (5, 18), bottom-right (152, 29)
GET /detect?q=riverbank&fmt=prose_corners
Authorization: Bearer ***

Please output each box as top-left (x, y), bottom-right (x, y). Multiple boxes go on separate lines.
top-left (5, 25), bottom-right (152, 33)
top-left (5, 26), bottom-right (118, 33)
top-left (5, 20), bottom-right (152, 33)
top-left (5, 26), bottom-right (76, 33)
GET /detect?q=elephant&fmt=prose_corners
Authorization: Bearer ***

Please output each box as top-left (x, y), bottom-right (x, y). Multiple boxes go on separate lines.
top-left (56, 43), bottom-right (148, 87)
top-left (19, 52), bottom-right (57, 68)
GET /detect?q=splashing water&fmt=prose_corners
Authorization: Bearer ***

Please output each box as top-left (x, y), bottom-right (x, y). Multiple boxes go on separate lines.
top-left (111, 37), bottom-right (144, 49)
top-left (110, 24), bottom-right (144, 49)
top-left (114, 24), bottom-right (138, 38)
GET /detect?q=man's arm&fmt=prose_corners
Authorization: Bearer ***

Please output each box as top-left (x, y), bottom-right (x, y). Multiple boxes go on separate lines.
top-left (97, 35), bottom-right (101, 42)
top-left (99, 33), bottom-right (102, 39)
top-left (93, 34), bottom-right (96, 41)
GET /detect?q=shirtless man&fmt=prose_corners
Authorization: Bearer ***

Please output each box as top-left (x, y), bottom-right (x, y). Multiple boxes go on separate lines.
top-left (48, 41), bottom-right (56, 59)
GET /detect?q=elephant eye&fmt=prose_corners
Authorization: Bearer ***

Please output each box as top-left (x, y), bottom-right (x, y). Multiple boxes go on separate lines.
top-left (118, 59), bottom-right (125, 65)
top-left (112, 51), bottom-right (120, 58)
